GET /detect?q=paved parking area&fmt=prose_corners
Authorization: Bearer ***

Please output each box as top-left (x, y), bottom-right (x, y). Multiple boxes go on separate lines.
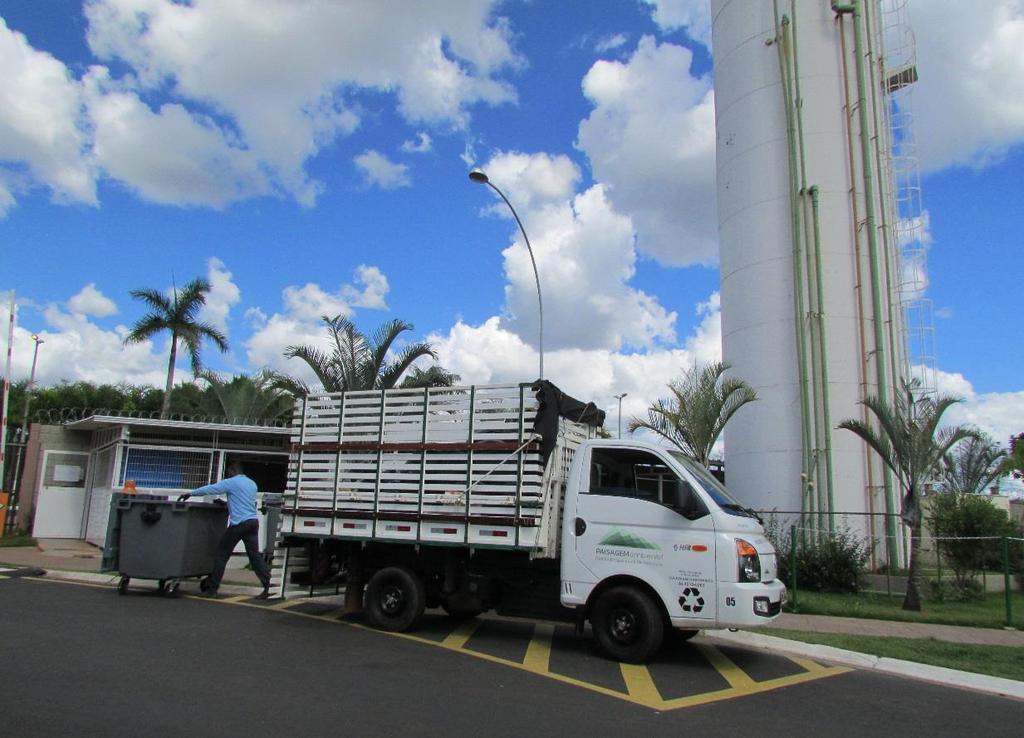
top-left (239, 595), bottom-right (849, 711)
top-left (3, 574), bottom-right (1023, 737)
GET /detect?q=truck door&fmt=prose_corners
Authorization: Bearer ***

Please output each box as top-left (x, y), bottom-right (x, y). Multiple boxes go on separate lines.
top-left (571, 446), bottom-right (717, 623)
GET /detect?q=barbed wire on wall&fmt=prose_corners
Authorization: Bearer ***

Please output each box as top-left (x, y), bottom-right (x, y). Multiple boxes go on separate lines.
top-left (30, 406), bottom-right (292, 429)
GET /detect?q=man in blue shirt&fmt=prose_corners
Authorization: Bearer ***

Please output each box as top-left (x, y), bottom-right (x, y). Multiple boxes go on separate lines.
top-left (179, 461), bottom-right (271, 599)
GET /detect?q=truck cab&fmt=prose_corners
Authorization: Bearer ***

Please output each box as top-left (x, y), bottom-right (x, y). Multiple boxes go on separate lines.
top-left (560, 439), bottom-right (785, 662)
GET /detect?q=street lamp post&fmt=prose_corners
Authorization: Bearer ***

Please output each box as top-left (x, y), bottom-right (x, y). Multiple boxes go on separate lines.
top-left (614, 393), bottom-right (628, 438)
top-left (20, 335), bottom-right (44, 438)
top-left (6, 335), bottom-right (43, 534)
top-left (469, 168), bottom-right (544, 381)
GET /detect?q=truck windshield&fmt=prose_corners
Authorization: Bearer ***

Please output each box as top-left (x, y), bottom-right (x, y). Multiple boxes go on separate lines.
top-left (667, 451), bottom-right (759, 519)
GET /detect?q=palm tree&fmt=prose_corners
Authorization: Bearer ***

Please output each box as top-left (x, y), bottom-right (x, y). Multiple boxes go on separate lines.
top-left (187, 369), bottom-right (294, 425)
top-left (939, 433), bottom-right (1007, 496)
top-left (838, 380), bottom-right (978, 611)
top-left (628, 361), bottom-right (758, 468)
top-left (273, 315), bottom-right (437, 395)
top-left (399, 365), bottom-right (462, 389)
top-left (124, 277), bottom-right (229, 419)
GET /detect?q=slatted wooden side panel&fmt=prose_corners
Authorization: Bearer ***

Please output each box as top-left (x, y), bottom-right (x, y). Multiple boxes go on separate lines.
top-left (281, 383), bottom-right (590, 552)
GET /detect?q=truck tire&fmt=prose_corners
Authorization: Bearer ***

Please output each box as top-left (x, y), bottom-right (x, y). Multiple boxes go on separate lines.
top-left (591, 586), bottom-right (664, 664)
top-left (364, 566), bottom-right (426, 632)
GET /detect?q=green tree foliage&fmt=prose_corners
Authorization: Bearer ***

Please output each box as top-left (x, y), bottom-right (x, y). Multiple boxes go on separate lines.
top-left (627, 361), bottom-right (758, 468)
top-left (399, 365), bottom-right (461, 389)
top-left (124, 277), bottom-right (229, 419)
top-left (939, 433), bottom-right (1007, 495)
top-left (180, 370), bottom-right (293, 425)
top-left (838, 380), bottom-right (978, 611)
top-left (927, 493), bottom-right (1019, 598)
top-left (1005, 433), bottom-right (1024, 482)
top-left (13, 380), bottom-right (164, 424)
top-left (271, 314), bottom-right (439, 395)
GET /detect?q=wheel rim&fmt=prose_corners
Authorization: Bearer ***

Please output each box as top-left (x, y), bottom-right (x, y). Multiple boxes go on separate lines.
top-left (380, 583), bottom-right (405, 616)
top-left (609, 606), bottom-right (639, 644)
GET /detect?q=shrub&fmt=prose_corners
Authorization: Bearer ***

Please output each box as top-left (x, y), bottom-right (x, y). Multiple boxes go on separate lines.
top-left (927, 493), bottom-right (1018, 598)
top-left (764, 518), bottom-right (872, 593)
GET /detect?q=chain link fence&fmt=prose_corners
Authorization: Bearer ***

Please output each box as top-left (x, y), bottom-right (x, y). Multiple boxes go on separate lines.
top-left (759, 510), bottom-right (1024, 628)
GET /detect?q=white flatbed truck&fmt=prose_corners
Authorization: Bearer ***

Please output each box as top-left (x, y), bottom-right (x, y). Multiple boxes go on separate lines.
top-left (269, 381), bottom-right (785, 663)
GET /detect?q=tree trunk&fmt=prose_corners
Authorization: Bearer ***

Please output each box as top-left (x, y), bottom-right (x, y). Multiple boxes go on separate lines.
top-left (902, 521), bottom-right (922, 611)
top-left (160, 334), bottom-right (178, 420)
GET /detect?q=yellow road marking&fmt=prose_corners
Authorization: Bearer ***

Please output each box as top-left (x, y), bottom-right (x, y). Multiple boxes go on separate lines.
top-left (696, 643), bottom-right (756, 689)
top-left (522, 623), bottom-right (554, 673)
top-left (788, 655), bottom-right (828, 672)
top-left (27, 575), bottom-right (853, 711)
top-left (441, 618), bottom-right (482, 649)
top-left (267, 598), bottom-right (303, 610)
top-left (620, 664), bottom-right (662, 708)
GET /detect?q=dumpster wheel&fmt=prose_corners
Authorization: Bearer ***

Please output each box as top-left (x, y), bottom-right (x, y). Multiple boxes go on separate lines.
top-left (163, 580), bottom-right (181, 597)
top-left (117, 576), bottom-right (130, 595)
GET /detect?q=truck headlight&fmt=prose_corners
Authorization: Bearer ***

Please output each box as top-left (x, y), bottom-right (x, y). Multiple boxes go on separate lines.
top-left (736, 539), bottom-right (761, 583)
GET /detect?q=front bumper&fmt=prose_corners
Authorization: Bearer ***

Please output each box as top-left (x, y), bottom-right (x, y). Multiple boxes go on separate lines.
top-left (716, 580), bottom-right (787, 628)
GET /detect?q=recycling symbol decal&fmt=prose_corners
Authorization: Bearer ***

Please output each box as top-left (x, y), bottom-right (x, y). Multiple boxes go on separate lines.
top-left (678, 587), bottom-right (704, 614)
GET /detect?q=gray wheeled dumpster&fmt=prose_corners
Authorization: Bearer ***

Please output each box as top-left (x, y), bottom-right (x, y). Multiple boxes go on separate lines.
top-left (102, 494), bottom-right (228, 596)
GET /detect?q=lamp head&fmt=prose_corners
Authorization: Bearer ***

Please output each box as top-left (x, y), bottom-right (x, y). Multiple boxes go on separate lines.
top-left (468, 169), bottom-right (490, 184)
top-left (31, 334), bottom-right (44, 345)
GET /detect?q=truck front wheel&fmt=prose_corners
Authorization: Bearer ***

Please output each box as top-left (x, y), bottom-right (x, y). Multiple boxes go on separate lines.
top-left (364, 566), bottom-right (426, 632)
top-left (591, 586), bottom-right (664, 664)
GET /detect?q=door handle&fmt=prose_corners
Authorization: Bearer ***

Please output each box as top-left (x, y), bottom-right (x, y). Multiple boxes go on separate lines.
top-left (574, 518), bottom-right (587, 536)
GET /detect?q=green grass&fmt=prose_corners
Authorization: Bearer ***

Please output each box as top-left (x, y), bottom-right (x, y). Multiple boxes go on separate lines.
top-left (787, 589), bottom-right (1023, 629)
top-left (760, 629), bottom-right (1024, 682)
top-left (0, 534), bottom-right (37, 548)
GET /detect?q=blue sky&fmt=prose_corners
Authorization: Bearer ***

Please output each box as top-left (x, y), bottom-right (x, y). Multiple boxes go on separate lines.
top-left (2, 1), bottom-right (1023, 459)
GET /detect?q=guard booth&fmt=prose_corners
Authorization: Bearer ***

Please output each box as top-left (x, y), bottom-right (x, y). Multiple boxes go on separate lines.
top-left (19, 416), bottom-right (289, 549)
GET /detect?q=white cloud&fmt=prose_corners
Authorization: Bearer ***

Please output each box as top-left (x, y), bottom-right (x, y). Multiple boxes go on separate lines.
top-left (354, 150), bottom-right (412, 190)
top-left (281, 284), bottom-right (352, 324)
top-left (640, 0), bottom-right (711, 48)
top-left (83, 67), bottom-right (272, 207)
top-left (477, 151), bottom-right (677, 352)
top-left (578, 36), bottom-right (717, 267)
top-left (0, 19), bottom-right (95, 216)
top-left (244, 267), bottom-right (392, 377)
top-left (78, 0), bottom-right (520, 207)
top-left (911, 0), bottom-right (1024, 170)
top-left (428, 290), bottom-right (721, 425)
top-left (401, 132), bottom-right (433, 153)
top-left (595, 34), bottom-right (628, 53)
top-left (933, 368), bottom-right (1024, 447)
top-left (200, 258), bottom-right (240, 333)
top-left (7, 303), bottom-right (168, 387)
top-left (68, 283), bottom-right (118, 317)
top-left (342, 265), bottom-right (390, 310)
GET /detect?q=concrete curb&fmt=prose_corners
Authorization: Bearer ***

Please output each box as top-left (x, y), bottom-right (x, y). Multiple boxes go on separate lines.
top-left (23, 567), bottom-right (264, 597)
top-left (707, 629), bottom-right (1024, 701)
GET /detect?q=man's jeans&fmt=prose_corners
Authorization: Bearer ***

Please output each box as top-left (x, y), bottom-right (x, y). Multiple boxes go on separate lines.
top-left (208, 518), bottom-right (270, 591)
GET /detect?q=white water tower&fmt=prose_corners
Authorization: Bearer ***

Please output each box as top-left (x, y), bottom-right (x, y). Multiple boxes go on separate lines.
top-left (712, 0), bottom-right (931, 552)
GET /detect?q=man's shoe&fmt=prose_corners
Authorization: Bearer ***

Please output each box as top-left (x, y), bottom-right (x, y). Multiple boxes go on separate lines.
top-left (255, 588), bottom-right (271, 600)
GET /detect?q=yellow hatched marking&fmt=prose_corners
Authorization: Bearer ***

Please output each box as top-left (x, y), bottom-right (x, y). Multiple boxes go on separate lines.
top-left (441, 618), bottom-right (482, 649)
top-left (220, 595), bottom-right (251, 603)
top-left (522, 623), bottom-right (554, 673)
top-left (620, 664), bottom-right (662, 708)
top-left (657, 665), bottom-right (852, 711)
top-left (267, 598), bottom-right (304, 610)
top-left (788, 655), bottom-right (830, 673)
top-left (696, 643), bottom-right (756, 689)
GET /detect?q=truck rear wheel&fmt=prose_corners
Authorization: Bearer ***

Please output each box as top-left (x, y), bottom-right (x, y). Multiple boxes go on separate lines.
top-left (591, 586), bottom-right (664, 664)
top-left (364, 566), bottom-right (426, 632)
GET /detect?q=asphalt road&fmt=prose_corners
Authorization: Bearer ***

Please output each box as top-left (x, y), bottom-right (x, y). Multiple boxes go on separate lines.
top-left (1, 576), bottom-right (1022, 737)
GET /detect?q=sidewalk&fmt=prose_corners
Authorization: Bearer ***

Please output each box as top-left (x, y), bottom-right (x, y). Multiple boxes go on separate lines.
top-left (0, 537), bottom-right (263, 587)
